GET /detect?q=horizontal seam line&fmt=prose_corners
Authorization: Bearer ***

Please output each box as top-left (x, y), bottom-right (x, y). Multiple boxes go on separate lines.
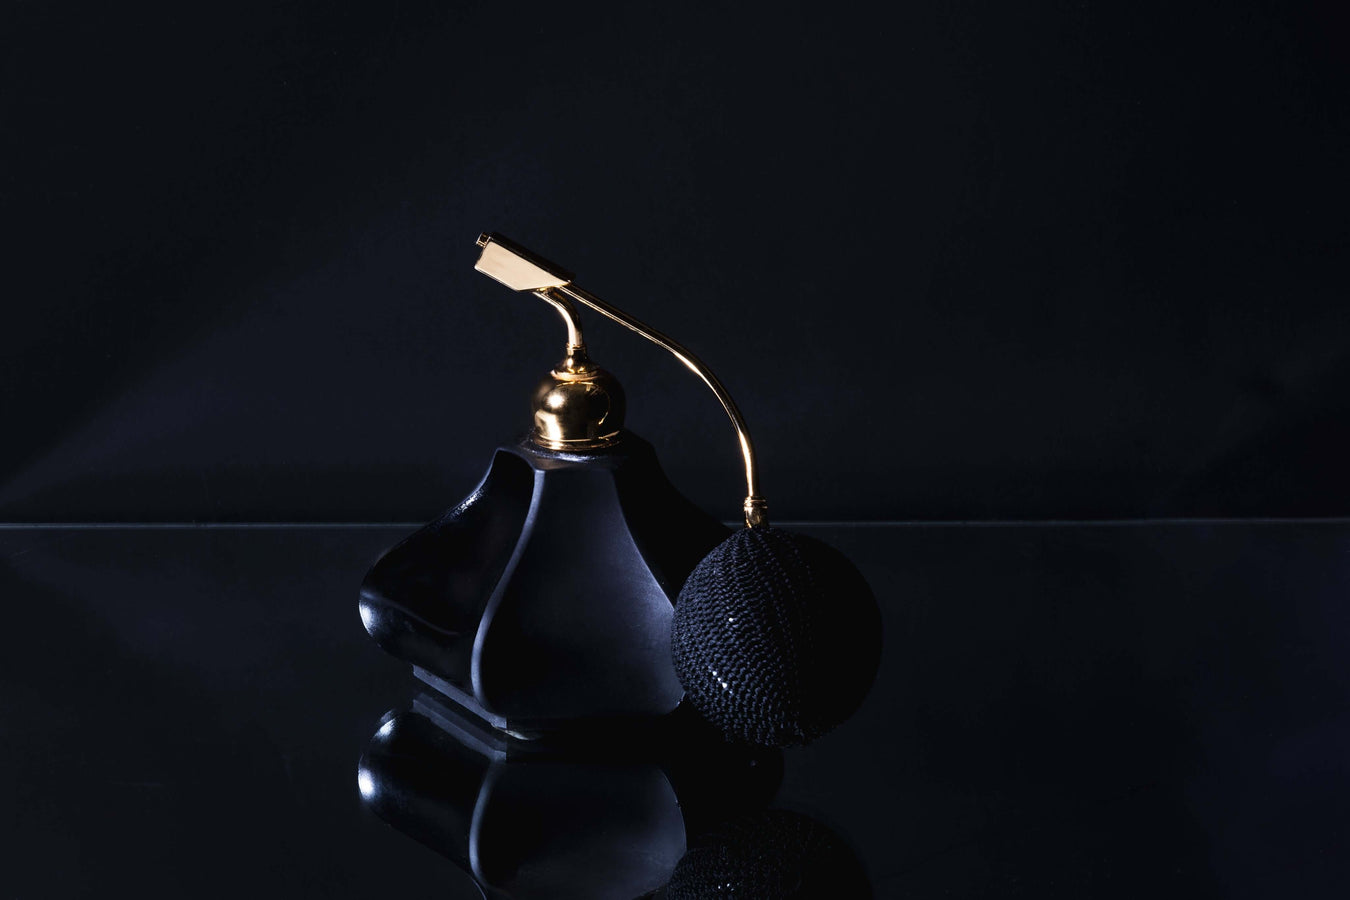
top-left (0, 517), bottom-right (1347, 530)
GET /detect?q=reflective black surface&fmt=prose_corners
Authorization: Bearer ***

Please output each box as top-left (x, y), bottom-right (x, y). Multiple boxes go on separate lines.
top-left (4, 522), bottom-right (1349, 896)
top-left (358, 694), bottom-right (783, 898)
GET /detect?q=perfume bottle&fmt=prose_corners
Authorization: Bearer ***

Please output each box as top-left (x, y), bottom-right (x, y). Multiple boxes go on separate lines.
top-left (361, 234), bottom-right (880, 748)
top-left (359, 236), bottom-right (729, 734)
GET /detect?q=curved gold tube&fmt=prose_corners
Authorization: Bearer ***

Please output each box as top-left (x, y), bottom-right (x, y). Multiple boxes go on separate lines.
top-left (535, 290), bottom-right (586, 355)
top-left (474, 231), bottom-right (767, 528)
top-left (541, 284), bottom-right (767, 529)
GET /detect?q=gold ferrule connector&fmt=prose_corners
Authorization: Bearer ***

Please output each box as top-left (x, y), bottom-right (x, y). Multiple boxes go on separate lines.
top-left (743, 496), bottom-right (769, 529)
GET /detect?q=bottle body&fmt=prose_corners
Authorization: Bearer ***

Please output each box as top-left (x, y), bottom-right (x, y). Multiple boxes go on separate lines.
top-left (359, 432), bottom-right (728, 732)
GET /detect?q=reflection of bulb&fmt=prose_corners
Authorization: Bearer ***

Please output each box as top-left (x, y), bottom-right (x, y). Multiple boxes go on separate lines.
top-left (357, 767), bottom-right (376, 801)
top-left (667, 810), bottom-right (872, 899)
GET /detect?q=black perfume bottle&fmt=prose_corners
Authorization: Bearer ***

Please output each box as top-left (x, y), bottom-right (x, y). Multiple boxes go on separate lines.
top-left (359, 434), bottom-right (728, 733)
top-left (360, 237), bottom-right (729, 734)
top-left (361, 234), bottom-right (880, 748)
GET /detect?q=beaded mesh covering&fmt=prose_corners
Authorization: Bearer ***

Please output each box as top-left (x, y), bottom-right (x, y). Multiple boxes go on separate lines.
top-left (665, 809), bottom-right (871, 899)
top-left (671, 527), bottom-right (882, 748)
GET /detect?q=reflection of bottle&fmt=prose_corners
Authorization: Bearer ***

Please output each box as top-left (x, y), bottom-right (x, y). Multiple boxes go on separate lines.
top-left (357, 694), bottom-right (781, 899)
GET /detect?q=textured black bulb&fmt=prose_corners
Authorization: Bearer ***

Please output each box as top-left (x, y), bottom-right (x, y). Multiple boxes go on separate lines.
top-left (671, 527), bottom-right (882, 748)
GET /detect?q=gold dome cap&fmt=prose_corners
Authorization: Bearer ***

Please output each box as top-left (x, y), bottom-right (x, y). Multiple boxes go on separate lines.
top-left (530, 349), bottom-right (626, 450)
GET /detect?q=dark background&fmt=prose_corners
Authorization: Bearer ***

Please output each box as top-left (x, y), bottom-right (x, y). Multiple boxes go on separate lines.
top-left (3, 1), bottom-right (1347, 523)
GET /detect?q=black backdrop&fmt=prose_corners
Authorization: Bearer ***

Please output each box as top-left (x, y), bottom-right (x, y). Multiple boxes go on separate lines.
top-left (3, 1), bottom-right (1347, 522)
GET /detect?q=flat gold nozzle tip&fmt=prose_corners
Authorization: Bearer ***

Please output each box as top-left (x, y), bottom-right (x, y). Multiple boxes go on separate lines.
top-left (473, 233), bottom-right (572, 292)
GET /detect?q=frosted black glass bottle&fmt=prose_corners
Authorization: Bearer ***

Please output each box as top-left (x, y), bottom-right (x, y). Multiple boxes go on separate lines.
top-left (359, 431), bottom-right (727, 734)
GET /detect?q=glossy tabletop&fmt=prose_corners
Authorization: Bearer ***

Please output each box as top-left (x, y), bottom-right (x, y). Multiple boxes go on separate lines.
top-left (2, 521), bottom-right (1347, 897)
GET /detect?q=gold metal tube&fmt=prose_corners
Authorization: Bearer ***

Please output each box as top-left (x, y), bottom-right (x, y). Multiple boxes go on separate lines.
top-left (543, 284), bottom-right (767, 529)
top-left (534, 290), bottom-right (586, 354)
top-left (473, 231), bottom-right (767, 528)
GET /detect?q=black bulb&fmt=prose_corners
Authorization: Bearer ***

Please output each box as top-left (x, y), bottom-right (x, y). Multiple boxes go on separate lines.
top-left (671, 527), bottom-right (882, 748)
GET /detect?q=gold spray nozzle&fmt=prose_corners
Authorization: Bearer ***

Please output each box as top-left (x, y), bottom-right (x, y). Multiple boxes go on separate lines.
top-left (473, 233), bottom-right (767, 529)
